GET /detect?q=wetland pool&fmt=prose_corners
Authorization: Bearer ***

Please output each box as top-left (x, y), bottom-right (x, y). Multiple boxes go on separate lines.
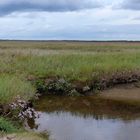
top-left (25, 95), bottom-right (140, 140)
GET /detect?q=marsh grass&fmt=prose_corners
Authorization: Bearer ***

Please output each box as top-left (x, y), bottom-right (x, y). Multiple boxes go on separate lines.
top-left (1, 52), bottom-right (140, 81)
top-left (0, 117), bottom-right (17, 133)
top-left (0, 41), bottom-right (140, 51)
top-left (0, 74), bottom-right (35, 104)
top-left (0, 117), bottom-right (47, 139)
top-left (0, 41), bottom-right (140, 103)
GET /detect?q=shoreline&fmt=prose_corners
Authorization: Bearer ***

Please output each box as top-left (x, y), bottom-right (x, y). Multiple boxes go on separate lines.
top-left (34, 70), bottom-right (140, 96)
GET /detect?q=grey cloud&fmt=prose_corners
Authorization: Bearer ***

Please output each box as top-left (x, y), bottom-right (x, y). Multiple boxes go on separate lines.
top-left (0, 0), bottom-right (101, 16)
top-left (121, 0), bottom-right (140, 10)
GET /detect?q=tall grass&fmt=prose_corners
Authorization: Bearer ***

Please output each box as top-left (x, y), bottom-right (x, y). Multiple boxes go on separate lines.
top-left (0, 52), bottom-right (139, 81)
top-left (0, 74), bottom-right (35, 104)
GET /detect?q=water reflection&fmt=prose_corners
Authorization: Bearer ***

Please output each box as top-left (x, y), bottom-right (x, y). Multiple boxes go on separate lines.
top-left (28, 111), bottom-right (140, 140)
top-left (26, 96), bottom-right (140, 140)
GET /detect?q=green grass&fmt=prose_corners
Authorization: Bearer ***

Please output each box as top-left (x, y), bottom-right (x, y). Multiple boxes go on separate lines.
top-left (0, 116), bottom-right (48, 139)
top-left (1, 52), bottom-right (140, 80)
top-left (0, 117), bottom-right (17, 133)
top-left (0, 117), bottom-right (47, 140)
top-left (0, 74), bottom-right (35, 104)
top-left (0, 41), bottom-right (140, 51)
top-left (0, 41), bottom-right (140, 104)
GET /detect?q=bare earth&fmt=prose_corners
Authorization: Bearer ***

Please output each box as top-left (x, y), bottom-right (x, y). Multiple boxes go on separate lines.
top-left (100, 84), bottom-right (140, 102)
top-left (0, 133), bottom-right (45, 140)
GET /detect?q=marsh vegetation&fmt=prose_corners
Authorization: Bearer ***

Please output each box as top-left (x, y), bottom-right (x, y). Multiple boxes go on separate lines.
top-left (0, 41), bottom-right (140, 139)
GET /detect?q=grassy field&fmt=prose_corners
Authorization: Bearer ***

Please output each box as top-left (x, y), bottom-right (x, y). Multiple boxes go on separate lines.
top-left (0, 41), bottom-right (140, 103)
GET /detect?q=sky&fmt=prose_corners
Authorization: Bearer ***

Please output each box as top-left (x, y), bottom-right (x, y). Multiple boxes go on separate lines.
top-left (0, 0), bottom-right (140, 40)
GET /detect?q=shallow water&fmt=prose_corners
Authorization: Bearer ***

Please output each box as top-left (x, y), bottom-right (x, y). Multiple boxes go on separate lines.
top-left (26, 96), bottom-right (140, 140)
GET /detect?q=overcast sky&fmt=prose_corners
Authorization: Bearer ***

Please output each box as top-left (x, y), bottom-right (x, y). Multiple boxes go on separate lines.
top-left (0, 0), bottom-right (140, 40)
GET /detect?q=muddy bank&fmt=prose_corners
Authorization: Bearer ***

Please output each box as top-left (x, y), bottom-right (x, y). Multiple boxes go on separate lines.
top-left (100, 83), bottom-right (140, 102)
top-left (31, 72), bottom-right (140, 120)
top-left (1, 70), bottom-right (140, 120)
top-left (0, 97), bottom-right (37, 125)
top-left (0, 133), bottom-right (47, 140)
top-left (33, 71), bottom-right (140, 96)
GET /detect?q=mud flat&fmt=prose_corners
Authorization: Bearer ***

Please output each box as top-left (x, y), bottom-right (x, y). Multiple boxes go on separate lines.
top-left (100, 83), bottom-right (140, 103)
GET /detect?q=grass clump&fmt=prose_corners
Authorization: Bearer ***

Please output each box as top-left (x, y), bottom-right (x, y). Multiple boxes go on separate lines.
top-left (0, 74), bottom-right (35, 104)
top-left (0, 117), bottom-right (17, 133)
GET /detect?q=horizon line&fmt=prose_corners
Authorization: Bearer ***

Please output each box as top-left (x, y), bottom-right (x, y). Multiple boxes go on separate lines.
top-left (0, 39), bottom-right (140, 42)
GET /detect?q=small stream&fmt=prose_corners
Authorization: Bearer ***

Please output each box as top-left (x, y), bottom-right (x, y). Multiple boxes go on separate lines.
top-left (25, 96), bottom-right (140, 140)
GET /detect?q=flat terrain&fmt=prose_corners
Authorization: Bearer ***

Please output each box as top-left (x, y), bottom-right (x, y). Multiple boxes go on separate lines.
top-left (0, 41), bottom-right (140, 103)
top-left (100, 83), bottom-right (140, 102)
top-left (1, 41), bottom-right (140, 138)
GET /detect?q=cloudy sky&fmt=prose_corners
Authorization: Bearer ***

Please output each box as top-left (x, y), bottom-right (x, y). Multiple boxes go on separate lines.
top-left (0, 0), bottom-right (140, 40)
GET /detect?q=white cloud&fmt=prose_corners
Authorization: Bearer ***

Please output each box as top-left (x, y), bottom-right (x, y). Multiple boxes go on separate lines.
top-left (0, 0), bottom-right (140, 40)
